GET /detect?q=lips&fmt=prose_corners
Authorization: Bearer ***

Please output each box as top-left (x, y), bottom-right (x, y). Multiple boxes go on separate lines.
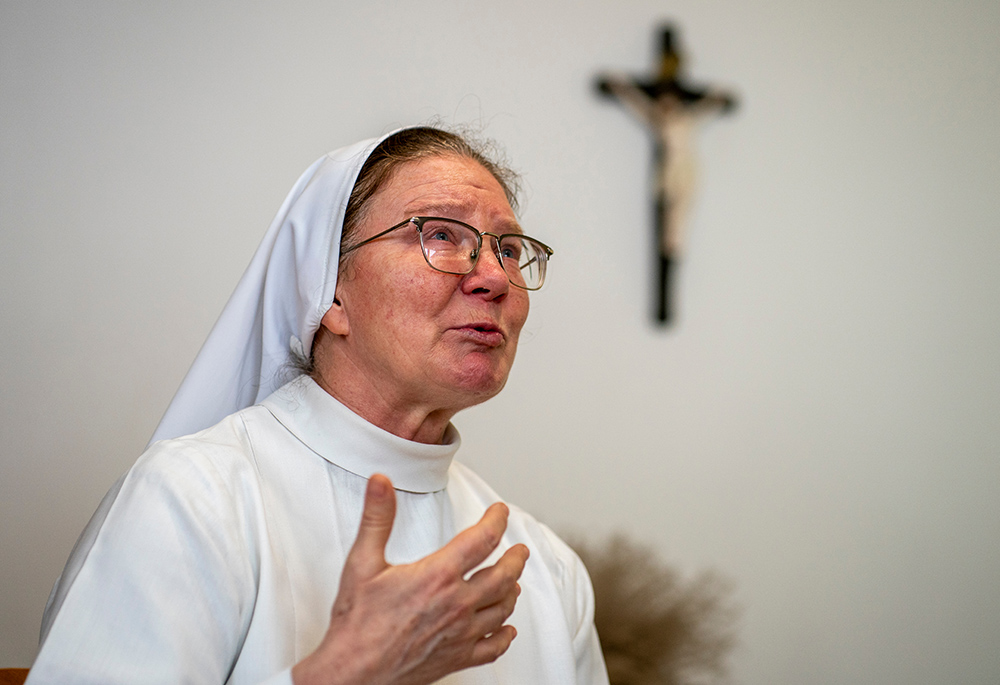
top-left (453, 322), bottom-right (505, 347)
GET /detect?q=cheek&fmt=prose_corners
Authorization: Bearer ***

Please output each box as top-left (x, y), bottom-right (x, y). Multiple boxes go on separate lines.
top-left (352, 255), bottom-right (426, 308)
top-left (377, 270), bottom-right (457, 340)
top-left (507, 293), bottom-right (530, 336)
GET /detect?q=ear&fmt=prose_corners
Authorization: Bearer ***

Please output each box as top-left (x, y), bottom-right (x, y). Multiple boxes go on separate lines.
top-left (320, 296), bottom-right (350, 336)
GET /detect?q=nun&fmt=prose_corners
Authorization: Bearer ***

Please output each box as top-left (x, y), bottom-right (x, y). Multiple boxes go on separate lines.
top-left (27, 127), bottom-right (610, 685)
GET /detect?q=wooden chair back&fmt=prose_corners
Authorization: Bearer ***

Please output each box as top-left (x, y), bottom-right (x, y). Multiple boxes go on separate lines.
top-left (0, 669), bottom-right (29, 685)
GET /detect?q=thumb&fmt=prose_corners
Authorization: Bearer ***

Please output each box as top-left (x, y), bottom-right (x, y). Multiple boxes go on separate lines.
top-left (343, 474), bottom-right (396, 583)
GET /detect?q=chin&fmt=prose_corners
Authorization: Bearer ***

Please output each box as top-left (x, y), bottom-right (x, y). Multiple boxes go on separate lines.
top-left (447, 361), bottom-right (512, 406)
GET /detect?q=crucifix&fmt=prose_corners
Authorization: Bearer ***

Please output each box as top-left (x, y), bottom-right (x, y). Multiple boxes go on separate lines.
top-left (596, 24), bottom-right (738, 325)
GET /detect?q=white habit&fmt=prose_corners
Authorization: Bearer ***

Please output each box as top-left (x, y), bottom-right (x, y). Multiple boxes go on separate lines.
top-left (28, 377), bottom-right (608, 684)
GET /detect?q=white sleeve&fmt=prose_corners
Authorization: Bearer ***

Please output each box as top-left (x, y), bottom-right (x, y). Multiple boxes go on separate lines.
top-left (536, 524), bottom-right (610, 685)
top-left (26, 447), bottom-right (274, 685)
top-left (569, 553), bottom-right (611, 685)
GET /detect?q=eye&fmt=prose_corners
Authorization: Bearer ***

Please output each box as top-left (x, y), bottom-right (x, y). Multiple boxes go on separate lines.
top-left (423, 221), bottom-right (463, 244)
top-left (499, 238), bottom-right (523, 261)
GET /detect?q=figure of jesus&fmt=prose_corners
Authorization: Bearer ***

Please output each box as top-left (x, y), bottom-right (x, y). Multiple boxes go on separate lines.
top-left (597, 25), bottom-right (736, 324)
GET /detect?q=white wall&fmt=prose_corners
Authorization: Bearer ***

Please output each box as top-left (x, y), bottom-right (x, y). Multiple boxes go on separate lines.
top-left (3, 1), bottom-right (999, 682)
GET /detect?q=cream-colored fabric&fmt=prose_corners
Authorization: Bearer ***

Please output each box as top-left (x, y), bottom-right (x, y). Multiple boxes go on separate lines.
top-left (29, 377), bottom-right (608, 685)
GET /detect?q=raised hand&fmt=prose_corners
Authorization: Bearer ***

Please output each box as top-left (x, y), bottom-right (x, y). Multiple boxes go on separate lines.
top-left (292, 474), bottom-right (529, 685)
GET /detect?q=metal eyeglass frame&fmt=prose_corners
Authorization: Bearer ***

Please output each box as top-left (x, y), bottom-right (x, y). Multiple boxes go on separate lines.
top-left (340, 216), bottom-right (554, 291)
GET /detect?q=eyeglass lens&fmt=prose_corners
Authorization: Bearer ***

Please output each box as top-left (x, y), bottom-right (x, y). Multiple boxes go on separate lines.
top-left (418, 219), bottom-right (548, 290)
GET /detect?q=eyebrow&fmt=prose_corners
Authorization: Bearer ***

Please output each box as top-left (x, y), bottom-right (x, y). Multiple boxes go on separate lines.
top-left (405, 201), bottom-right (524, 235)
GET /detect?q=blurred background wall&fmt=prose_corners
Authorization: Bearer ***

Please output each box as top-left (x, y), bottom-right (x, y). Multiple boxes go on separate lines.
top-left (2, 1), bottom-right (998, 682)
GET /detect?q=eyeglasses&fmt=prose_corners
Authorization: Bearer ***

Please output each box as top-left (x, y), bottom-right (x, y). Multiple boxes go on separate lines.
top-left (341, 216), bottom-right (553, 291)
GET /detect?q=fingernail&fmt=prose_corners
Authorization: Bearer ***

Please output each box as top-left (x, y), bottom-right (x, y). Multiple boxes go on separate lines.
top-left (368, 474), bottom-right (389, 498)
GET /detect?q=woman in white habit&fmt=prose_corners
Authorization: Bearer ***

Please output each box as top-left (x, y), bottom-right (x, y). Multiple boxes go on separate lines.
top-left (27, 127), bottom-right (610, 685)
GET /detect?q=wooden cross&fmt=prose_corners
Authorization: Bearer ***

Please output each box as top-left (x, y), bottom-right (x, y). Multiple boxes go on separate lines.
top-left (597, 24), bottom-right (737, 325)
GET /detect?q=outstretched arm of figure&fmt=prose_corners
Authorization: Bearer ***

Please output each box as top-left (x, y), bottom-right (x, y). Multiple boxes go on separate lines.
top-left (687, 90), bottom-right (739, 116)
top-left (292, 474), bottom-right (529, 685)
top-left (595, 73), bottom-right (659, 127)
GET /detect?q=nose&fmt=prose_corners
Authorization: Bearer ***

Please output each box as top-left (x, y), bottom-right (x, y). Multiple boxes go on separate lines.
top-left (461, 235), bottom-right (510, 299)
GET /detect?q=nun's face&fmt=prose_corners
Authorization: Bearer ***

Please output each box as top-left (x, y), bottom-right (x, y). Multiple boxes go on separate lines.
top-left (324, 154), bottom-right (529, 420)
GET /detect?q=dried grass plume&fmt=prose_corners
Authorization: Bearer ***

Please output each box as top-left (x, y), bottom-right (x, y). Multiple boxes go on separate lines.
top-left (569, 534), bottom-right (739, 685)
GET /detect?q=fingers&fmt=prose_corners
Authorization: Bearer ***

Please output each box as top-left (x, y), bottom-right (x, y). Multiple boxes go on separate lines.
top-left (325, 493), bottom-right (527, 681)
top-left (440, 502), bottom-right (512, 575)
top-left (469, 625), bottom-right (518, 667)
top-left (466, 543), bottom-right (529, 607)
top-left (343, 474), bottom-right (396, 582)
top-left (467, 580), bottom-right (521, 641)
top-left (458, 542), bottom-right (527, 650)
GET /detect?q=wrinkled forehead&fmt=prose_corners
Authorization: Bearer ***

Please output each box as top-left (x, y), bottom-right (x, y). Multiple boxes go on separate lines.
top-left (371, 154), bottom-right (521, 232)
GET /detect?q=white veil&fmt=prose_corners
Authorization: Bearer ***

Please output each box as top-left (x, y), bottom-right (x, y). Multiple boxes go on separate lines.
top-left (149, 131), bottom-right (398, 444)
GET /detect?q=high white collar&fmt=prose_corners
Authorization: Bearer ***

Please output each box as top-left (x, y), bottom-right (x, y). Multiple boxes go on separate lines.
top-left (261, 376), bottom-right (460, 493)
